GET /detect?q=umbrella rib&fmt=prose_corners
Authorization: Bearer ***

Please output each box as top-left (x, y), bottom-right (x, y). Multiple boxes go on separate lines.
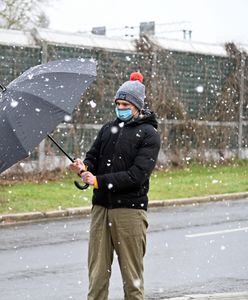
top-left (3, 111), bottom-right (29, 156)
top-left (3, 92), bottom-right (70, 154)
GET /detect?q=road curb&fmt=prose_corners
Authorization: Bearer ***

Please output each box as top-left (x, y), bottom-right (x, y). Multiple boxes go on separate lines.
top-left (0, 206), bottom-right (92, 226)
top-left (1, 191), bottom-right (248, 225)
top-left (149, 191), bottom-right (248, 208)
top-left (164, 291), bottom-right (248, 299)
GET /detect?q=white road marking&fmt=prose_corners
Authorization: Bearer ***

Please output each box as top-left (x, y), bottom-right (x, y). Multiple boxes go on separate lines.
top-left (185, 226), bottom-right (248, 238)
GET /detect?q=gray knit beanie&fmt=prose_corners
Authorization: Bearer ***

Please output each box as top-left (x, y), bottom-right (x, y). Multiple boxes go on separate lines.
top-left (114, 72), bottom-right (145, 110)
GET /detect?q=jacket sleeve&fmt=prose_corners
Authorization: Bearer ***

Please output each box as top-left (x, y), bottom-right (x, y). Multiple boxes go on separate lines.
top-left (96, 127), bottom-right (161, 191)
top-left (83, 125), bottom-right (105, 173)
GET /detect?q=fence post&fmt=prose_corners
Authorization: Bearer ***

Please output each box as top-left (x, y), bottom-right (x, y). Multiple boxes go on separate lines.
top-left (238, 52), bottom-right (245, 158)
top-left (38, 41), bottom-right (48, 171)
top-left (41, 41), bottom-right (48, 64)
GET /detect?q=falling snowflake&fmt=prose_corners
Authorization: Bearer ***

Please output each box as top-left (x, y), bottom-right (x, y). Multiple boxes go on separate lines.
top-left (10, 100), bottom-right (19, 108)
top-left (212, 179), bottom-right (219, 184)
top-left (89, 100), bottom-right (96, 108)
top-left (64, 115), bottom-right (72, 122)
top-left (111, 126), bottom-right (118, 134)
top-left (195, 85), bottom-right (204, 93)
top-left (108, 183), bottom-right (113, 189)
top-left (133, 279), bottom-right (141, 288)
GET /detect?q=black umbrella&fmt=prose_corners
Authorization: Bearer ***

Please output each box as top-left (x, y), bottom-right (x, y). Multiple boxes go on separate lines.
top-left (0, 58), bottom-right (97, 189)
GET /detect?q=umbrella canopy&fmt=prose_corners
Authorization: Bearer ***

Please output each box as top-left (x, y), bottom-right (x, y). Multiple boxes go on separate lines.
top-left (0, 58), bottom-right (96, 174)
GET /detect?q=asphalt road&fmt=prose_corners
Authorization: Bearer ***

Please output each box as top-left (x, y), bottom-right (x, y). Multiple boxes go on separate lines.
top-left (1, 199), bottom-right (248, 300)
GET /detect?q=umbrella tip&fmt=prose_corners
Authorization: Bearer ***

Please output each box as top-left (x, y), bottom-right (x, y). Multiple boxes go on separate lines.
top-left (0, 83), bottom-right (6, 92)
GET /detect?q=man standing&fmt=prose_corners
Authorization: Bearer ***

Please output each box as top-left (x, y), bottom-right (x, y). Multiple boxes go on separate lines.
top-left (70, 72), bottom-right (160, 300)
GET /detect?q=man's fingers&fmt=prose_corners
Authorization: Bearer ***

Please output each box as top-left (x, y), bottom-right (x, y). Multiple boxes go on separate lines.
top-left (82, 172), bottom-right (93, 184)
top-left (74, 158), bottom-right (83, 165)
top-left (82, 171), bottom-right (89, 180)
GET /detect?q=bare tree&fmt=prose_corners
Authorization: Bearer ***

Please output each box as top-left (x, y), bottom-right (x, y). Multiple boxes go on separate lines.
top-left (0, 0), bottom-right (50, 30)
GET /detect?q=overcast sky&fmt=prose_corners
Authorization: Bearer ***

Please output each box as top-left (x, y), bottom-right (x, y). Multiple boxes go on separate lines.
top-left (46, 0), bottom-right (248, 44)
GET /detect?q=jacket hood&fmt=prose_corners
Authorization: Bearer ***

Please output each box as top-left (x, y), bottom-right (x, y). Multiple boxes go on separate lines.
top-left (129, 109), bottom-right (158, 129)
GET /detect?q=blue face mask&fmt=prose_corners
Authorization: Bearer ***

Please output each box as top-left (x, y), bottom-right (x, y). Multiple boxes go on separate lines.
top-left (115, 107), bottom-right (133, 121)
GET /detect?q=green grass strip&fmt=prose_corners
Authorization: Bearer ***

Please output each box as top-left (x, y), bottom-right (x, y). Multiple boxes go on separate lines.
top-left (1, 160), bottom-right (248, 214)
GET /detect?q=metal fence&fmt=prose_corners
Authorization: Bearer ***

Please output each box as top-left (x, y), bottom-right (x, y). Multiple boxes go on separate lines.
top-left (0, 29), bottom-right (247, 172)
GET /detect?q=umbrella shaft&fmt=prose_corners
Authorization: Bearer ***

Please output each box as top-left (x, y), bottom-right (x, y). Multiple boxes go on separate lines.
top-left (47, 134), bottom-right (74, 162)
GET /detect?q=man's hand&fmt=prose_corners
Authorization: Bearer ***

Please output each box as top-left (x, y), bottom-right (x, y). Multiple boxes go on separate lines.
top-left (69, 158), bottom-right (86, 175)
top-left (81, 171), bottom-right (96, 186)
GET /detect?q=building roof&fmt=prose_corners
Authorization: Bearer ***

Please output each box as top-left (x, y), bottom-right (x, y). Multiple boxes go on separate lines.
top-left (0, 27), bottom-right (247, 57)
top-left (33, 28), bottom-right (136, 52)
top-left (0, 28), bottom-right (36, 47)
top-left (150, 36), bottom-right (228, 57)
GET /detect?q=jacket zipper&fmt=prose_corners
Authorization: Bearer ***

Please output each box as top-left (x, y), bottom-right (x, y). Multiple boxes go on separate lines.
top-left (108, 125), bottom-right (124, 208)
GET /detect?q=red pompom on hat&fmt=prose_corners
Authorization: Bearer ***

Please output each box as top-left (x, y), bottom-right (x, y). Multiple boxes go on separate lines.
top-left (130, 72), bottom-right (143, 83)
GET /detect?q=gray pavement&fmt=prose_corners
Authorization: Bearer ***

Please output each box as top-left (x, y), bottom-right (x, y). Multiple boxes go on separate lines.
top-left (1, 191), bottom-right (248, 300)
top-left (165, 291), bottom-right (248, 299)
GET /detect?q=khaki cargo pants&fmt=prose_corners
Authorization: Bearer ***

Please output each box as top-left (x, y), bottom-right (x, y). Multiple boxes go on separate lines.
top-left (87, 205), bottom-right (148, 300)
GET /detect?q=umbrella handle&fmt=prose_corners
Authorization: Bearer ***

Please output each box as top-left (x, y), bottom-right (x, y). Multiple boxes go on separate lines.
top-left (74, 170), bottom-right (89, 190)
top-left (74, 180), bottom-right (89, 190)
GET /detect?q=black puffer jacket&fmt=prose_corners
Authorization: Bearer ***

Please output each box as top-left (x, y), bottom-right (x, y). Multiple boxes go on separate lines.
top-left (84, 110), bottom-right (161, 210)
